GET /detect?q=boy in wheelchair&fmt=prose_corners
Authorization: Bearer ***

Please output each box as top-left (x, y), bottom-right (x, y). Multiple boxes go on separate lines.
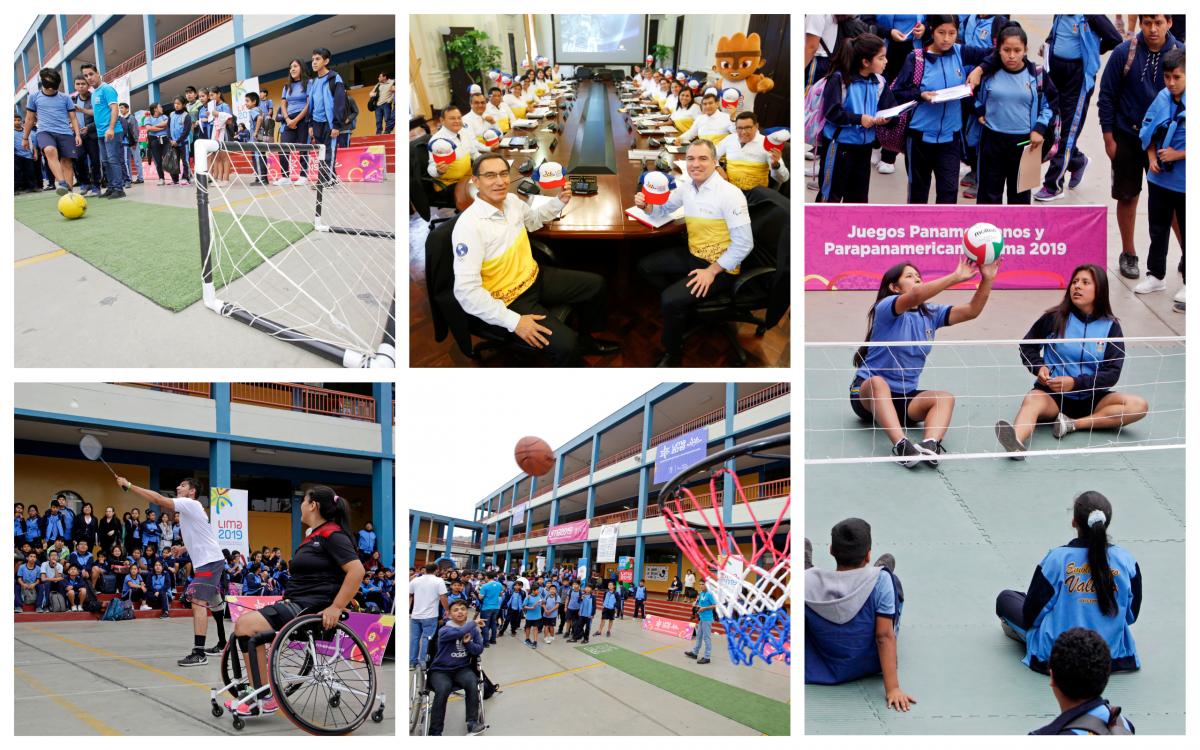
top-left (426, 599), bottom-right (487, 735)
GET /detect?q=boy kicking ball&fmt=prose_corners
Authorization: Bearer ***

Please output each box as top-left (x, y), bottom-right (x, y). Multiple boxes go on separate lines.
top-left (22, 68), bottom-right (83, 195)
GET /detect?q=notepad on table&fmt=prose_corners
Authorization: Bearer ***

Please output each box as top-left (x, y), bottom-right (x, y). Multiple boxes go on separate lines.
top-left (625, 205), bottom-right (684, 228)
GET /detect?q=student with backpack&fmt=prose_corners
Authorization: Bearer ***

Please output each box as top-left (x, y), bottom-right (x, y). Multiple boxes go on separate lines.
top-left (817, 33), bottom-right (896, 202)
top-left (503, 579), bottom-right (525, 636)
top-left (956, 15), bottom-right (1007, 197)
top-left (167, 97), bottom-right (192, 185)
top-left (1031, 628), bottom-right (1136, 734)
top-left (1137, 47), bottom-right (1186, 308)
top-left (37, 550), bottom-right (65, 613)
top-left (873, 15), bottom-right (925, 174)
top-left (972, 22), bottom-right (1059, 204)
top-left (568, 585), bottom-right (595, 643)
top-left (16, 552), bottom-right (40, 612)
top-left (307, 47), bottom-right (347, 188)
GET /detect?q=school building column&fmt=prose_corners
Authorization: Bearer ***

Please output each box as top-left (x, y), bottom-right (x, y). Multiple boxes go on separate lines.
top-left (92, 33), bottom-right (105, 74)
top-left (234, 45), bottom-right (251, 83)
top-left (408, 512), bottom-right (421, 567)
top-left (634, 536), bottom-right (646, 587)
top-left (633, 400), bottom-right (652, 584)
top-left (372, 383), bottom-right (394, 568)
top-left (142, 15), bottom-right (156, 82)
top-left (545, 497), bottom-right (560, 569)
top-left (478, 526), bottom-right (488, 568)
top-left (35, 24), bottom-right (44, 68)
top-left (444, 519), bottom-right (455, 561)
top-left (578, 540), bottom-right (592, 580)
top-left (209, 383), bottom-right (232, 489)
top-left (722, 382), bottom-right (737, 524)
top-left (504, 549), bottom-right (512, 571)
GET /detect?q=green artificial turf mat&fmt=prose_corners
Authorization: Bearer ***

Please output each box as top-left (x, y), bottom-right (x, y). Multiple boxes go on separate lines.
top-left (14, 192), bottom-right (312, 311)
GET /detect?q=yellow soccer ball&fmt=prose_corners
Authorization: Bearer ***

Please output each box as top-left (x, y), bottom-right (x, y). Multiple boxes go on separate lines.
top-left (58, 192), bottom-right (87, 220)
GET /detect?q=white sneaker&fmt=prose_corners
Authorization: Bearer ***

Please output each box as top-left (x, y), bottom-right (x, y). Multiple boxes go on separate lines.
top-left (292, 177), bottom-right (307, 186)
top-left (272, 177), bottom-right (292, 186)
top-left (140, 604), bottom-right (151, 611)
top-left (1134, 276), bottom-right (1167, 294)
top-left (877, 162), bottom-right (895, 174)
top-left (1173, 285), bottom-right (1186, 303)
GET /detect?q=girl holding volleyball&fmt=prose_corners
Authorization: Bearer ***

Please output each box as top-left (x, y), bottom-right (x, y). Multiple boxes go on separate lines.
top-left (995, 264), bottom-right (1148, 457)
top-left (850, 255), bottom-right (999, 467)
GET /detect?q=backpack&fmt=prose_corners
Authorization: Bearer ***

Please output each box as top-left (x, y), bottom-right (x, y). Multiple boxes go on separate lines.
top-left (21, 586), bottom-right (37, 605)
top-left (101, 598), bottom-right (127, 621)
top-left (480, 669), bottom-right (500, 699)
top-left (1062, 705), bottom-right (1133, 735)
top-left (82, 594), bottom-right (102, 614)
top-left (49, 592), bottom-right (68, 613)
top-left (99, 572), bottom-right (117, 594)
top-left (876, 48), bottom-right (926, 153)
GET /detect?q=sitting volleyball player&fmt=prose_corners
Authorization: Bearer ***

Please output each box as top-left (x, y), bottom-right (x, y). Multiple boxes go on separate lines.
top-left (715, 112), bottom-right (789, 191)
top-left (427, 599), bottom-right (486, 735)
top-left (995, 263), bottom-right (1148, 457)
top-left (805, 518), bottom-right (916, 712)
top-left (450, 152), bottom-right (620, 365)
top-left (995, 490), bottom-right (1141, 675)
top-left (850, 258), bottom-right (998, 467)
top-left (114, 476), bottom-right (228, 665)
top-left (1032, 628), bottom-right (1135, 735)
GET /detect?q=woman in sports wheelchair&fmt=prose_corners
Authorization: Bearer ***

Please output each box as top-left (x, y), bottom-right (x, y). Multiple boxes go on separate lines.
top-left (214, 486), bottom-right (381, 734)
top-left (411, 599), bottom-right (488, 735)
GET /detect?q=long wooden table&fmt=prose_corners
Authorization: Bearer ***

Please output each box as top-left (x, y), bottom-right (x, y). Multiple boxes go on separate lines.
top-left (456, 79), bottom-right (685, 239)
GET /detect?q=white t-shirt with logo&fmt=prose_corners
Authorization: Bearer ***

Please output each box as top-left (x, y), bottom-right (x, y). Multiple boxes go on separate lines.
top-left (409, 574), bottom-right (449, 619)
top-left (175, 497), bottom-right (223, 568)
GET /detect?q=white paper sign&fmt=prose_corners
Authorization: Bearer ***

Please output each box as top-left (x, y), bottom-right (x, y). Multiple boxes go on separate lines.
top-left (597, 525), bottom-right (619, 563)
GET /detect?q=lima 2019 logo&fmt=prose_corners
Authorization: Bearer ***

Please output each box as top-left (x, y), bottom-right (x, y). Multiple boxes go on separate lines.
top-left (211, 488), bottom-right (234, 515)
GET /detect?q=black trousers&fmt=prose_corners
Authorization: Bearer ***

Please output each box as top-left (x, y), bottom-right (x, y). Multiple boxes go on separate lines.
top-left (170, 142), bottom-right (190, 182)
top-left (309, 121), bottom-right (337, 186)
top-left (637, 245), bottom-right (736, 355)
top-left (633, 599), bottom-right (645, 618)
top-left (1147, 181), bottom-right (1186, 281)
top-left (817, 139), bottom-right (874, 203)
top-left (906, 130), bottom-right (961, 204)
top-left (976, 129), bottom-right (1032, 205)
top-left (571, 615), bottom-right (592, 642)
top-left (428, 667), bottom-right (478, 735)
top-left (995, 589), bottom-right (1028, 637)
top-left (560, 609), bottom-right (576, 633)
top-left (15, 155), bottom-right (39, 190)
top-left (148, 136), bottom-right (168, 181)
top-left (279, 123), bottom-right (310, 179)
top-left (78, 134), bottom-right (101, 188)
top-left (505, 266), bottom-right (609, 366)
top-left (1043, 56), bottom-right (1090, 192)
top-left (504, 609), bottom-right (522, 634)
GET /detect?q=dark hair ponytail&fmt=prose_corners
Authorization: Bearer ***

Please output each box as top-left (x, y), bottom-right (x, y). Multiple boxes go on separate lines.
top-left (831, 33), bottom-right (885, 82)
top-left (1073, 491), bottom-right (1117, 617)
top-left (996, 20), bottom-right (1028, 49)
top-left (854, 262), bottom-right (927, 367)
top-left (307, 485), bottom-right (351, 530)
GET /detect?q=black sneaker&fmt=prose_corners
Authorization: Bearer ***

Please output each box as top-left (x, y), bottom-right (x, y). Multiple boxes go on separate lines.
top-left (891, 438), bottom-right (922, 468)
top-left (1119, 252), bottom-right (1140, 279)
top-left (994, 420), bottom-right (1027, 460)
top-left (467, 721), bottom-right (487, 735)
top-left (178, 651), bottom-right (208, 667)
top-left (696, 657), bottom-right (711, 664)
top-left (105, 190), bottom-right (127, 200)
top-left (874, 553), bottom-right (897, 574)
top-left (205, 643), bottom-right (226, 655)
top-left (917, 439), bottom-right (944, 468)
top-left (684, 651), bottom-right (697, 659)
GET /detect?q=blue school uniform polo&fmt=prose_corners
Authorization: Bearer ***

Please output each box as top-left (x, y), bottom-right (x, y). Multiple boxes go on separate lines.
top-left (28, 90), bottom-right (76, 135)
top-left (854, 295), bottom-right (953, 393)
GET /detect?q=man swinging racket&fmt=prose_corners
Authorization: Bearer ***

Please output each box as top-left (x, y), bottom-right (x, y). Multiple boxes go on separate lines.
top-left (115, 475), bottom-right (229, 666)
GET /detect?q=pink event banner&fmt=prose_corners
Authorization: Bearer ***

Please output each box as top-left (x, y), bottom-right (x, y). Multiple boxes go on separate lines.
top-left (642, 614), bottom-right (695, 639)
top-left (547, 519), bottom-right (591, 545)
top-left (805, 204), bottom-right (1106, 290)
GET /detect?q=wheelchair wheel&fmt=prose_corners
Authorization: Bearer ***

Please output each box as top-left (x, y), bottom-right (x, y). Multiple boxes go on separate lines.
top-left (408, 667), bottom-right (425, 732)
top-left (268, 613), bottom-right (378, 736)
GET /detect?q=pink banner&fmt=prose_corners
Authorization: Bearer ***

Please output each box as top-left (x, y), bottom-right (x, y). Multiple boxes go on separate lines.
top-left (226, 595), bottom-right (282, 623)
top-left (547, 519), bottom-right (591, 545)
top-left (642, 614), bottom-right (695, 639)
top-left (264, 146), bottom-right (386, 183)
top-left (805, 204), bottom-right (1107, 290)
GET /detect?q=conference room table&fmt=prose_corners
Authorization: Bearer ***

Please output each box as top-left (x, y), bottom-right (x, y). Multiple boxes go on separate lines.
top-left (454, 79), bottom-right (686, 240)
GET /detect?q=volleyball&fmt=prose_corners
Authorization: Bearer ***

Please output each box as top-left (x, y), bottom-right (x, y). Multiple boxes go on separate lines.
top-left (963, 222), bottom-right (1003, 265)
top-left (58, 192), bottom-right (87, 220)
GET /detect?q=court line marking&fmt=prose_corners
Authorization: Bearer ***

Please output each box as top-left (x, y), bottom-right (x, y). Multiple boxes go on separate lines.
top-left (21, 624), bottom-right (211, 691)
top-left (14, 666), bottom-right (122, 735)
top-left (14, 248), bottom-right (68, 268)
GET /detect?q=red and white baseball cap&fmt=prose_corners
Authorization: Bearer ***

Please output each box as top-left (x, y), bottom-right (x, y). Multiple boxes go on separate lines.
top-left (481, 128), bottom-right (502, 148)
top-left (429, 138), bottom-right (457, 166)
top-left (500, 72), bottom-right (513, 87)
top-left (688, 78), bottom-right (701, 91)
top-left (763, 127), bottom-right (791, 154)
top-left (639, 170), bottom-right (674, 205)
top-left (467, 83), bottom-right (482, 97)
top-left (534, 161), bottom-right (566, 189)
top-left (676, 71), bottom-right (687, 82)
top-left (720, 87), bottom-right (742, 111)
top-left (703, 86), bottom-right (719, 99)
top-left (645, 54), bottom-right (655, 65)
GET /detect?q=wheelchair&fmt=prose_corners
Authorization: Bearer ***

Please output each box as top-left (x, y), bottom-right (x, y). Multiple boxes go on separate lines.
top-left (210, 611), bottom-right (387, 735)
top-left (409, 633), bottom-right (488, 736)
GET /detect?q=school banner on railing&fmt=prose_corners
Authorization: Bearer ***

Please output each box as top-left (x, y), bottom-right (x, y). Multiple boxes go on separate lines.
top-left (210, 487), bottom-right (250, 559)
top-left (805, 204), bottom-right (1107, 290)
top-left (547, 519), bottom-right (590, 545)
top-left (653, 426), bottom-right (709, 484)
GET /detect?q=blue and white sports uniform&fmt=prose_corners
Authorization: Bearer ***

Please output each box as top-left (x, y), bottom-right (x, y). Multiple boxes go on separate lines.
top-left (1019, 310), bottom-right (1125, 418)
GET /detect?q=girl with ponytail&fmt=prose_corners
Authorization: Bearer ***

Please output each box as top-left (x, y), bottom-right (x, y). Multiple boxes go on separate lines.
top-left (995, 490), bottom-right (1142, 674)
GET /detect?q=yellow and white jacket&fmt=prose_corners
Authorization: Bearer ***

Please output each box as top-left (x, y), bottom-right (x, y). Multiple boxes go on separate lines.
top-left (427, 125), bottom-right (480, 186)
top-left (679, 111), bottom-right (735, 145)
top-left (716, 132), bottom-right (790, 190)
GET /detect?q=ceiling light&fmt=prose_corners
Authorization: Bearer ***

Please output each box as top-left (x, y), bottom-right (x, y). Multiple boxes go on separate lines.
top-left (79, 428), bottom-right (108, 436)
top-left (254, 448), bottom-right (277, 455)
top-left (331, 25), bottom-right (356, 37)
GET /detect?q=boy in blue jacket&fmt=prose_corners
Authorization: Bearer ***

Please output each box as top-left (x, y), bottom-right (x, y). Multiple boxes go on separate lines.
top-left (1031, 628), bottom-right (1135, 735)
top-left (568, 584), bottom-right (595, 643)
top-left (503, 580), bottom-right (525, 636)
top-left (1137, 48), bottom-right (1185, 308)
top-left (307, 47), bottom-right (347, 187)
top-left (427, 600), bottom-right (486, 736)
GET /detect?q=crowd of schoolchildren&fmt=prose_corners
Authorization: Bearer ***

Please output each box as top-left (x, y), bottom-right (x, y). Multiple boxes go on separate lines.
top-left (14, 49), bottom-right (393, 198)
top-left (15, 498), bottom-right (394, 618)
top-left (805, 14), bottom-right (1185, 310)
top-left (805, 489), bottom-right (1142, 735)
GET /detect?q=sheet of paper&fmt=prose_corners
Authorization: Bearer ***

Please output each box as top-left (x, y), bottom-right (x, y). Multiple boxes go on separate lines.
top-left (627, 149), bottom-right (663, 160)
top-left (625, 205), bottom-right (685, 228)
top-left (1017, 143), bottom-right (1044, 194)
top-left (527, 194), bottom-right (564, 218)
top-left (928, 84), bottom-right (973, 103)
top-left (511, 119), bottom-right (538, 129)
top-left (874, 101), bottom-right (917, 120)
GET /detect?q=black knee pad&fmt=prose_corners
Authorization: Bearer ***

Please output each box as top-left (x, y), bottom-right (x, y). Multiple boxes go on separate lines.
top-left (237, 634), bottom-right (252, 651)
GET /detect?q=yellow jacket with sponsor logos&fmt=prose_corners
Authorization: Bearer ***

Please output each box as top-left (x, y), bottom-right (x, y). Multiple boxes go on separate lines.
top-left (716, 132), bottom-right (790, 191)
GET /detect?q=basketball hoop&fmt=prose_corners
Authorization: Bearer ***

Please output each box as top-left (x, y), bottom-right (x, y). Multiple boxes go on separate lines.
top-left (659, 433), bottom-right (790, 666)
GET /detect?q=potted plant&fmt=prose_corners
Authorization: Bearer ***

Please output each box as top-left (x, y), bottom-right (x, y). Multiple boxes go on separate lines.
top-left (443, 30), bottom-right (503, 86)
top-left (651, 44), bottom-right (674, 68)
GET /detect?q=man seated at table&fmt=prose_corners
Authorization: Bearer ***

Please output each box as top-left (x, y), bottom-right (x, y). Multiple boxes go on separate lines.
top-left (450, 152), bottom-right (621, 366)
top-left (427, 104), bottom-right (482, 191)
top-left (716, 112), bottom-right (789, 191)
top-left (503, 82), bottom-right (529, 120)
top-left (634, 139), bottom-right (753, 367)
top-left (485, 87), bottom-right (516, 134)
top-left (678, 93), bottom-right (735, 145)
top-left (462, 92), bottom-right (493, 144)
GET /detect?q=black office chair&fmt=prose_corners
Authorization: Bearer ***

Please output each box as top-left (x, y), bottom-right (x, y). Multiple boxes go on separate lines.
top-left (576, 66), bottom-right (593, 80)
top-left (410, 133), bottom-right (458, 221)
top-left (425, 214), bottom-right (572, 362)
top-left (771, 142), bottom-right (792, 199)
top-left (595, 69), bottom-right (614, 82)
top-left (686, 187), bottom-right (791, 365)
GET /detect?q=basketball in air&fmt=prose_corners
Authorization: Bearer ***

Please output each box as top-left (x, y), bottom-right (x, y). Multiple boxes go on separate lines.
top-left (963, 222), bottom-right (1003, 265)
top-left (515, 436), bottom-right (555, 475)
top-left (58, 192), bottom-right (87, 220)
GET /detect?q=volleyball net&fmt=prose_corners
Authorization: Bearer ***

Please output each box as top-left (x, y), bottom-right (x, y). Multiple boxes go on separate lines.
top-left (804, 336), bottom-right (1186, 465)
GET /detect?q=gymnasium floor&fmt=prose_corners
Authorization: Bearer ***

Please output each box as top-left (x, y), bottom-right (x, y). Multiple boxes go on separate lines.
top-left (14, 174), bottom-right (395, 367)
top-left (13, 617), bottom-right (395, 735)
top-left (415, 615), bottom-right (790, 736)
top-left (804, 347), bottom-right (1185, 733)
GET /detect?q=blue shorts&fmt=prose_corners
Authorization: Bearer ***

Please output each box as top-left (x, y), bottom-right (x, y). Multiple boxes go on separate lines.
top-left (35, 131), bottom-right (77, 159)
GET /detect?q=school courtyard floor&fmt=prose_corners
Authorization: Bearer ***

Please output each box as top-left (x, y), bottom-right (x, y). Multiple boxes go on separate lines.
top-left (14, 617), bottom-right (395, 735)
top-left (13, 171), bottom-right (395, 367)
top-left (805, 15), bottom-right (1187, 342)
top-left (804, 359), bottom-right (1185, 733)
top-left (422, 617), bottom-right (791, 736)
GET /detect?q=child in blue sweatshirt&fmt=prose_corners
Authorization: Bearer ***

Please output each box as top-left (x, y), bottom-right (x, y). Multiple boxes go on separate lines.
top-left (1138, 48), bottom-right (1186, 307)
top-left (568, 585), bottom-right (595, 643)
top-left (427, 600), bottom-right (486, 736)
top-left (819, 34), bottom-right (897, 203)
